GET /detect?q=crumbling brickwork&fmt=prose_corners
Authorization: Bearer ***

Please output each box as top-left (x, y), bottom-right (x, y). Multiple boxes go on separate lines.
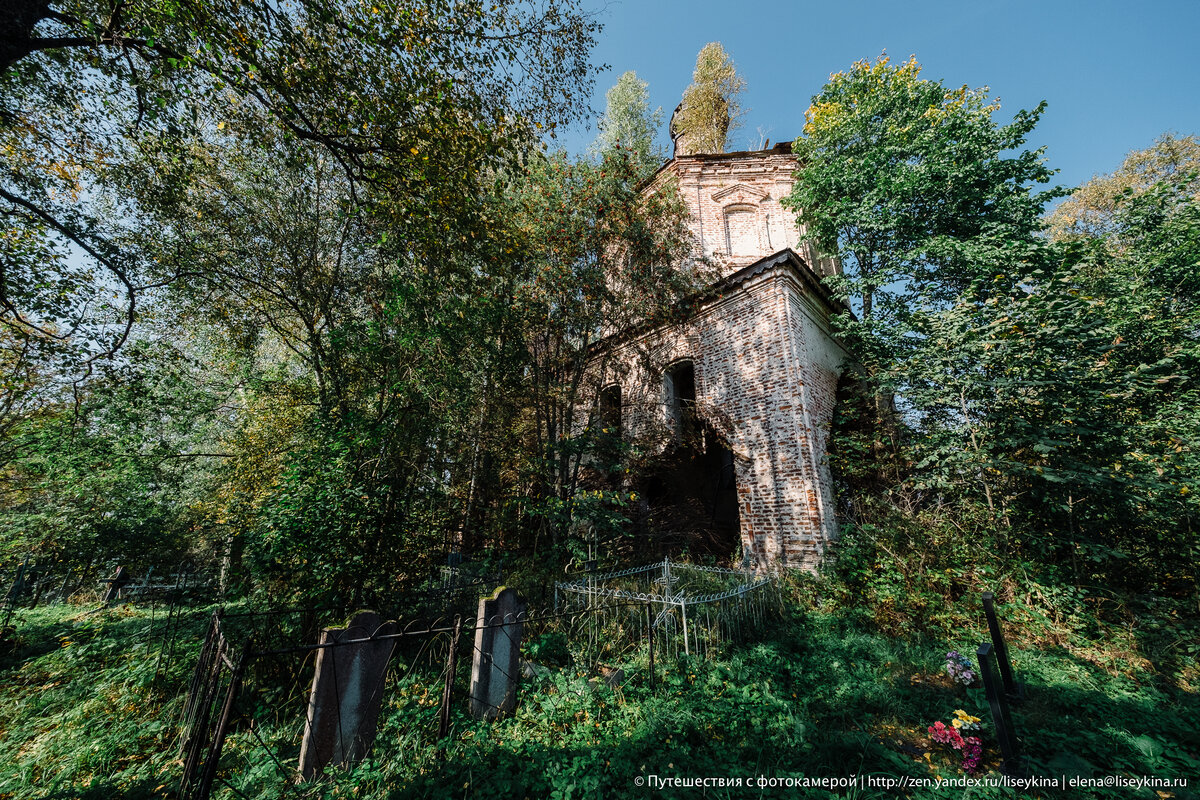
top-left (592, 145), bottom-right (847, 570)
top-left (649, 144), bottom-right (839, 279)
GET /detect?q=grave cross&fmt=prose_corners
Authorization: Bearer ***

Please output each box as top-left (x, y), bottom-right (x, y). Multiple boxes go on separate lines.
top-left (981, 592), bottom-right (1024, 701)
top-left (977, 642), bottom-right (1022, 777)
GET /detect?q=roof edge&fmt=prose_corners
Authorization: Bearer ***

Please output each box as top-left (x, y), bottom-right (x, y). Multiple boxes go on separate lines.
top-left (642, 140), bottom-right (796, 189)
top-left (589, 248), bottom-right (846, 356)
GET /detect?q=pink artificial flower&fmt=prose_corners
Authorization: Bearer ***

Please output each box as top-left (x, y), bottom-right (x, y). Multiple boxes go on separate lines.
top-left (962, 738), bottom-right (984, 773)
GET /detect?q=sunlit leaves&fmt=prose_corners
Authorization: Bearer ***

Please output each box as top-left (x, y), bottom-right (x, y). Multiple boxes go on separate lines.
top-left (673, 42), bottom-right (745, 155)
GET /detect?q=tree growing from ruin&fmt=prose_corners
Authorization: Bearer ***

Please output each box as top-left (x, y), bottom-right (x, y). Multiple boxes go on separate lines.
top-left (591, 71), bottom-right (665, 178)
top-left (672, 42), bottom-right (746, 154)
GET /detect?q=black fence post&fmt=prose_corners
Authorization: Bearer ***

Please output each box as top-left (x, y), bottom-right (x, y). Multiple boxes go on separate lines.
top-left (439, 616), bottom-right (462, 740)
top-left (2, 556), bottom-right (30, 630)
top-left (982, 592), bottom-right (1023, 702)
top-left (28, 562), bottom-right (44, 608)
top-left (56, 572), bottom-right (72, 604)
top-left (103, 566), bottom-right (131, 604)
top-left (646, 602), bottom-right (655, 692)
top-left (195, 638), bottom-right (252, 800)
top-left (179, 613), bottom-right (224, 797)
top-left (977, 642), bottom-right (1021, 777)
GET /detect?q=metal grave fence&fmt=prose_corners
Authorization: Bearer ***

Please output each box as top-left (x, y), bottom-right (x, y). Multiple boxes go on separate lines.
top-left (554, 559), bottom-right (777, 660)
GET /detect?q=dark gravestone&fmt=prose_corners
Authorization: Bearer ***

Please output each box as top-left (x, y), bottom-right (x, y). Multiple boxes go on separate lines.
top-left (469, 587), bottom-right (526, 720)
top-left (103, 566), bottom-right (131, 604)
top-left (298, 611), bottom-right (396, 779)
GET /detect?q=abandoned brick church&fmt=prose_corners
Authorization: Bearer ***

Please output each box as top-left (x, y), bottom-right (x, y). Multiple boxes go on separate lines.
top-left (593, 123), bottom-right (848, 570)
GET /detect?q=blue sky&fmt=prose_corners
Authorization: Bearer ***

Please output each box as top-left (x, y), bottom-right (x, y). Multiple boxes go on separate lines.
top-left (554, 0), bottom-right (1200, 192)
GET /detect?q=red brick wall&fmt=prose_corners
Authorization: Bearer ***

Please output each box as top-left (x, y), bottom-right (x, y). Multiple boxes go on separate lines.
top-left (649, 150), bottom-right (839, 279)
top-left (587, 149), bottom-right (848, 570)
top-left (599, 262), bottom-right (845, 570)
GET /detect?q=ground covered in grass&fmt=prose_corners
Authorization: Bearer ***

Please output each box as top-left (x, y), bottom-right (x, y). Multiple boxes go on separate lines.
top-left (0, 582), bottom-right (1196, 799)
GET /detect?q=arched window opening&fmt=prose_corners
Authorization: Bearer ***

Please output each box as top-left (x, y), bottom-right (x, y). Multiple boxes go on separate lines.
top-left (724, 205), bottom-right (761, 257)
top-left (645, 359), bottom-right (741, 558)
top-left (598, 384), bottom-right (622, 437)
top-left (664, 360), bottom-right (696, 440)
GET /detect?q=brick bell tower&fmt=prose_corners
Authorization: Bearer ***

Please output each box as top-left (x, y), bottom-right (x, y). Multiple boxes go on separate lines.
top-left (594, 127), bottom-right (848, 569)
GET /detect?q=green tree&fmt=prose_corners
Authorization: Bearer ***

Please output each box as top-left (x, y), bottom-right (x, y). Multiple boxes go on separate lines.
top-left (1068, 169), bottom-right (1200, 571)
top-left (495, 149), bottom-right (700, 556)
top-left (786, 55), bottom-right (1060, 491)
top-left (672, 42), bottom-right (745, 154)
top-left (0, 337), bottom-right (222, 572)
top-left (906, 176), bottom-right (1200, 582)
top-left (591, 71), bottom-right (664, 178)
top-left (129, 118), bottom-right (522, 600)
top-left (787, 55), bottom-right (1058, 330)
top-left (790, 57), bottom-right (1199, 590)
top-left (1046, 133), bottom-right (1200, 241)
top-left (0, 0), bottom-right (605, 595)
top-left (1, 0), bottom-right (600, 430)
top-left (144, 130), bottom-right (380, 422)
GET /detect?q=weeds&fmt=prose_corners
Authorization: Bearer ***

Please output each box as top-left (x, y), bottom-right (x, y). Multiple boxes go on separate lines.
top-left (0, 573), bottom-right (1196, 799)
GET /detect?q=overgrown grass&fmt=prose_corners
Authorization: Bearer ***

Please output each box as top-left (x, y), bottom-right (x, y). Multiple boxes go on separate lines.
top-left (0, 603), bottom-right (212, 799)
top-left (0, 578), bottom-right (1197, 799)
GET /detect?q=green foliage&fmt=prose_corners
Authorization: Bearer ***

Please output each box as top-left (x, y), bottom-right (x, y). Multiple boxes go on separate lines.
top-left (495, 146), bottom-right (702, 553)
top-left (592, 71), bottom-right (665, 178)
top-left (246, 424), bottom-right (447, 604)
top-left (0, 603), bottom-right (210, 799)
top-left (1046, 133), bottom-right (1200, 241)
top-left (787, 54), bottom-right (1059, 334)
top-left (526, 631), bottom-right (570, 665)
top-left (1, 0), bottom-right (600, 392)
top-left (0, 339), bottom-right (218, 568)
top-left (792, 57), bottom-right (1198, 592)
top-left (673, 42), bottom-right (746, 154)
top-left (2, 0), bottom-right (680, 598)
top-left (3, 590), bottom-right (1196, 800)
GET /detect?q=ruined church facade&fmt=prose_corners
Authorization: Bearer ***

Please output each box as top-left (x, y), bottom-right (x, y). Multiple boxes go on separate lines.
top-left (596, 142), bottom-right (848, 570)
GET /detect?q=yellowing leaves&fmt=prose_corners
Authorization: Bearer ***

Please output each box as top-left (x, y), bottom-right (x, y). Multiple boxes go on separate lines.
top-left (803, 101), bottom-right (843, 136)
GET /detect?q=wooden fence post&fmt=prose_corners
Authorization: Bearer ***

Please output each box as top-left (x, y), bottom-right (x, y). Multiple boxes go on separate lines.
top-left (982, 592), bottom-right (1023, 701)
top-left (977, 642), bottom-right (1021, 777)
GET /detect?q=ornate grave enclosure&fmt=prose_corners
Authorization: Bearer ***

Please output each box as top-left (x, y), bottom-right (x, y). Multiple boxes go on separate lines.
top-left (555, 559), bottom-right (775, 659)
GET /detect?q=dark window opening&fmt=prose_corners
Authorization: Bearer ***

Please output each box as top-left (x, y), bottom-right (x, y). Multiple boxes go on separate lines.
top-left (664, 361), bottom-right (696, 440)
top-left (598, 384), bottom-right (622, 437)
